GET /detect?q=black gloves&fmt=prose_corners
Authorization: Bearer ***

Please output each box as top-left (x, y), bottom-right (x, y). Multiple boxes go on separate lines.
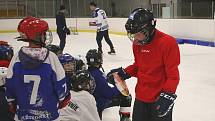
top-left (64, 27), bottom-right (70, 35)
top-left (154, 92), bottom-right (177, 117)
top-left (108, 67), bottom-right (131, 81)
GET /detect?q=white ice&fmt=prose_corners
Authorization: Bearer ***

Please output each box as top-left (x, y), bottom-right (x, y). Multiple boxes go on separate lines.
top-left (1, 32), bottom-right (215, 121)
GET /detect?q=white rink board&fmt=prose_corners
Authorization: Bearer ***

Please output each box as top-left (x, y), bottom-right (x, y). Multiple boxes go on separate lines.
top-left (0, 32), bottom-right (215, 121)
top-left (0, 18), bottom-right (215, 41)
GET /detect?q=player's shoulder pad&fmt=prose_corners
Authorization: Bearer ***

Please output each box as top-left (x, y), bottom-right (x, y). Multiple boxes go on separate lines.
top-left (45, 51), bottom-right (66, 81)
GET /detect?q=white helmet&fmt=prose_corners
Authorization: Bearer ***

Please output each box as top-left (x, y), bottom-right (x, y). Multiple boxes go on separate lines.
top-left (0, 67), bottom-right (8, 86)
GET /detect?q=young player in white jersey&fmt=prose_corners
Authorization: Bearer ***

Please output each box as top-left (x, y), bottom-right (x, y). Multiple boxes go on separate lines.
top-left (89, 2), bottom-right (116, 54)
top-left (58, 54), bottom-right (100, 121)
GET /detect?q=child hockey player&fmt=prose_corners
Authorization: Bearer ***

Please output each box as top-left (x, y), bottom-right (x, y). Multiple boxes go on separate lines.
top-left (59, 70), bottom-right (100, 121)
top-left (0, 40), bottom-right (14, 121)
top-left (58, 53), bottom-right (85, 90)
top-left (5, 16), bottom-right (69, 121)
top-left (58, 53), bottom-right (100, 121)
top-left (86, 49), bottom-right (132, 121)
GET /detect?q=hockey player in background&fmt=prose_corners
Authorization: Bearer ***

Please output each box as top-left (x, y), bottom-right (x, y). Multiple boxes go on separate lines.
top-left (89, 2), bottom-right (116, 55)
top-left (5, 16), bottom-right (69, 121)
top-left (110, 8), bottom-right (180, 121)
top-left (0, 41), bottom-right (15, 121)
top-left (59, 70), bottom-right (100, 121)
top-left (56, 5), bottom-right (70, 51)
top-left (86, 49), bottom-right (132, 121)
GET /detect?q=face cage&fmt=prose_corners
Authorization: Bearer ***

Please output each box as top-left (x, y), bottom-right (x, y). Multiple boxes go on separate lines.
top-left (79, 78), bottom-right (96, 94)
top-left (44, 30), bottom-right (53, 46)
top-left (127, 26), bottom-right (150, 45)
top-left (18, 30), bottom-right (53, 46)
top-left (0, 67), bottom-right (8, 86)
top-left (63, 61), bottom-right (76, 75)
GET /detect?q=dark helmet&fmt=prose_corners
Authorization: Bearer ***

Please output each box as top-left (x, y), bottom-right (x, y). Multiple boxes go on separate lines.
top-left (86, 49), bottom-right (103, 67)
top-left (125, 8), bottom-right (156, 45)
top-left (46, 44), bottom-right (62, 56)
top-left (71, 70), bottom-right (96, 94)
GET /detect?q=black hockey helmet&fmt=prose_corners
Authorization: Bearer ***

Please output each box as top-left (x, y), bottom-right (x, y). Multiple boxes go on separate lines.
top-left (125, 8), bottom-right (156, 45)
top-left (46, 44), bottom-right (62, 56)
top-left (86, 49), bottom-right (103, 67)
top-left (71, 70), bottom-right (96, 94)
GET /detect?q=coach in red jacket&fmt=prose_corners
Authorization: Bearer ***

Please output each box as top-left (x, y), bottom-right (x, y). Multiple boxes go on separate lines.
top-left (110, 8), bottom-right (180, 121)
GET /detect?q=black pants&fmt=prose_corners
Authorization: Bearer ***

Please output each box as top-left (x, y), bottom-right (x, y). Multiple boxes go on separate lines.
top-left (0, 87), bottom-right (15, 121)
top-left (98, 94), bottom-right (132, 119)
top-left (132, 99), bottom-right (173, 121)
top-left (96, 30), bottom-right (114, 50)
top-left (57, 30), bottom-right (67, 51)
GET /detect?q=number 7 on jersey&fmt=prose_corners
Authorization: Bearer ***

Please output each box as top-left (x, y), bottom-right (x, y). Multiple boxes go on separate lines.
top-left (24, 75), bottom-right (41, 104)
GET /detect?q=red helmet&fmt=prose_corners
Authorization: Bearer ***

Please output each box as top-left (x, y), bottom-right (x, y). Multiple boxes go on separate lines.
top-left (17, 16), bottom-right (52, 46)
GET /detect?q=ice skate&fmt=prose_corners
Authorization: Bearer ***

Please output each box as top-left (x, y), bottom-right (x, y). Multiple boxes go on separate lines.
top-left (108, 48), bottom-right (116, 55)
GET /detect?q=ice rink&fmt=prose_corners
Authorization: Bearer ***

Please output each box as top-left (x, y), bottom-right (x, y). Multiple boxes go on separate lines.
top-left (1, 32), bottom-right (215, 121)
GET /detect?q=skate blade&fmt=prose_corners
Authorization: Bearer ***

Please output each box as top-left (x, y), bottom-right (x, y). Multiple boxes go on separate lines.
top-left (108, 52), bottom-right (116, 55)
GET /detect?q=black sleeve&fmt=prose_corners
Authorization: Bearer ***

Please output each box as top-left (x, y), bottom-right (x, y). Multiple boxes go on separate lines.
top-left (56, 13), bottom-right (67, 30)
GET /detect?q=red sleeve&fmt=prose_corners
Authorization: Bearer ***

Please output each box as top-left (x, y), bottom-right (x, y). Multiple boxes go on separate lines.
top-left (125, 44), bottom-right (138, 77)
top-left (125, 62), bottom-right (138, 77)
top-left (162, 38), bottom-right (180, 93)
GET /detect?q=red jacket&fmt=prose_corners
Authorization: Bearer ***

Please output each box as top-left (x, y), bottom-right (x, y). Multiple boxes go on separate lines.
top-left (125, 29), bottom-right (180, 102)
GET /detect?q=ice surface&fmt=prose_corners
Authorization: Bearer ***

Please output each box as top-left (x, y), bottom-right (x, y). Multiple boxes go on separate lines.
top-left (1, 32), bottom-right (215, 121)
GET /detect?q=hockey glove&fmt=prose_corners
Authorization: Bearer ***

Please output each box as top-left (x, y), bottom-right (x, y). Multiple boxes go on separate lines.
top-left (64, 28), bottom-right (71, 35)
top-left (89, 22), bottom-right (96, 26)
top-left (8, 101), bottom-right (16, 113)
top-left (154, 92), bottom-right (177, 117)
top-left (108, 67), bottom-right (131, 80)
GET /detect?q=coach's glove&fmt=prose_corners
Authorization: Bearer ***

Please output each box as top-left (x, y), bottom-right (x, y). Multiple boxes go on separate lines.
top-left (64, 27), bottom-right (71, 35)
top-left (153, 92), bottom-right (177, 117)
top-left (108, 67), bottom-right (131, 81)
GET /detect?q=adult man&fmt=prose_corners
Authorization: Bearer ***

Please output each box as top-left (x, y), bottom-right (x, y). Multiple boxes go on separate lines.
top-left (89, 2), bottom-right (116, 54)
top-left (110, 8), bottom-right (180, 121)
top-left (56, 5), bottom-right (70, 51)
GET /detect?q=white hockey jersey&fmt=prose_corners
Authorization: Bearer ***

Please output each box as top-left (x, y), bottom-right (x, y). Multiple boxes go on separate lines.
top-left (92, 8), bottom-right (109, 31)
top-left (59, 90), bottom-right (101, 121)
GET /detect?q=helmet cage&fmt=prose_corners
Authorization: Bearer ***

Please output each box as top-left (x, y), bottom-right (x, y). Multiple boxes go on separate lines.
top-left (125, 8), bottom-right (156, 45)
top-left (127, 23), bottom-right (153, 45)
top-left (0, 67), bottom-right (8, 86)
top-left (62, 61), bottom-right (76, 75)
top-left (72, 70), bottom-right (96, 94)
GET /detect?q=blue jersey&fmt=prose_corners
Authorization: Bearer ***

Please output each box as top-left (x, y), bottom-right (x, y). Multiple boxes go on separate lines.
top-left (6, 47), bottom-right (68, 121)
top-left (88, 67), bottom-right (120, 112)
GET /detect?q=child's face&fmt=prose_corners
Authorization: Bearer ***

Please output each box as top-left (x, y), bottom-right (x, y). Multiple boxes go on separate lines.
top-left (63, 62), bottom-right (76, 75)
